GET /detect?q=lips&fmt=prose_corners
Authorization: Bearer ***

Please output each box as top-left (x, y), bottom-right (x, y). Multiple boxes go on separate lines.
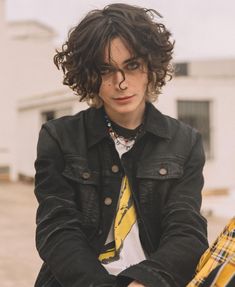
top-left (114, 95), bottom-right (134, 101)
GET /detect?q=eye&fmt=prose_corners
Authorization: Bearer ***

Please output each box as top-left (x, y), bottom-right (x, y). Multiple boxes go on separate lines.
top-left (100, 65), bottom-right (114, 75)
top-left (126, 61), bottom-right (141, 71)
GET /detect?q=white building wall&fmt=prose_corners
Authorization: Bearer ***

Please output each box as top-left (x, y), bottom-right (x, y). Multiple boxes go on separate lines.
top-left (0, 0), bottom-right (16, 179)
top-left (0, 0), bottom-right (5, 34)
top-left (0, 8), bottom-right (62, 180)
top-left (8, 38), bottom-right (61, 180)
top-left (17, 91), bottom-right (89, 178)
top-left (7, 27), bottom-right (62, 101)
top-left (17, 109), bottom-right (40, 177)
top-left (158, 75), bottom-right (235, 192)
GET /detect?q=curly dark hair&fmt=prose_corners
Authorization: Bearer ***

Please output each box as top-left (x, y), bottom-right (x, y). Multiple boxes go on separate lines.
top-left (54, 3), bottom-right (174, 107)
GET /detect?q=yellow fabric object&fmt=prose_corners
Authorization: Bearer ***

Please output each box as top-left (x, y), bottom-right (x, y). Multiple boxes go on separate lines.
top-left (187, 217), bottom-right (235, 287)
top-left (99, 176), bottom-right (136, 262)
top-left (210, 255), bottom-right (235, 286)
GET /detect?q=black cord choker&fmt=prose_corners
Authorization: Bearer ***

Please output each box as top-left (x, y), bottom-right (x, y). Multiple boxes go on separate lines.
top-left (104, 114), bottom-right (143, 151)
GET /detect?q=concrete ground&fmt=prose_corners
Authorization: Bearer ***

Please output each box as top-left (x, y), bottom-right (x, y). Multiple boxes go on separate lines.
top-left (0, 182), bottom-right (41, 287)
top-left (0, 182), bottom-right (233, 287)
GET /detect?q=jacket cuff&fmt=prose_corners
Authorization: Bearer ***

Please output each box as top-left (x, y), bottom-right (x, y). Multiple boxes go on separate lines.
top-left (117, 260), bottom-right (176, 287)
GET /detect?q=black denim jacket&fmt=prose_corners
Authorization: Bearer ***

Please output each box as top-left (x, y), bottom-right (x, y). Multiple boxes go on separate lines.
top-left (34, 103), bottom-right (208, 287)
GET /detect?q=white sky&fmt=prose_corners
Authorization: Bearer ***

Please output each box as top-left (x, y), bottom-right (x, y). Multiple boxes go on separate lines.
top-left (5, 0), bottom-right (235, 61)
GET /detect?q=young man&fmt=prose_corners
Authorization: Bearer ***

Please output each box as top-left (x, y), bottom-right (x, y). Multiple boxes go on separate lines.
top-left (34, 3), bottom-right (208, 287)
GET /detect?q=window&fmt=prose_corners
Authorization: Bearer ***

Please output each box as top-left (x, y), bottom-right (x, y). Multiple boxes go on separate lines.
top-left (174, 62), bottom-right (188, 77)
top-left (0, 166), bottom-right (10, 181)
top-left (0, 166), bottom-right (10, 174)
top-left (41, 111), bottom-right (55, 123)
top-left (177, 100), bottom-right (211, 157)
top-left (41, 108), bottom-right (71, 123)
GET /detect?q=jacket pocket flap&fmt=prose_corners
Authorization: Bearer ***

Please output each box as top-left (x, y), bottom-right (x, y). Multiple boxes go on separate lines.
top-left (62, 156), bottom-right (99, 185)
top-left (137, 161), bottom-right (183, 180)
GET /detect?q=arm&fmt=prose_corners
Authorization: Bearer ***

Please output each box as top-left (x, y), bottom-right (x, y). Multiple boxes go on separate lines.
top-left (118, 132), bottom-right (208, 287)
top-left (35, 126), bottom-right (116, 287)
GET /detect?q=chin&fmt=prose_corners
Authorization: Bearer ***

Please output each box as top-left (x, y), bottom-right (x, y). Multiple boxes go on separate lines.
top-left (115, 106), bottom-right (136, 114)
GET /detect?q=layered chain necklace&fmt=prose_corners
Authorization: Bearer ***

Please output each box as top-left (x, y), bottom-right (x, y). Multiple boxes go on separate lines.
top-left (104, 114), bottom-right (143, 152)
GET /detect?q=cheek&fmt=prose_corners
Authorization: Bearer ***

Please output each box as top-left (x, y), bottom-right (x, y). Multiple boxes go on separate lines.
top-left (136, 74), bottom-right (148, 91)
top-left (135, 70), bottom-right (148, 82)
top-left (100, 82), bottom-right (112, 90)
top-left (99, 82), bottom-right (112, 99)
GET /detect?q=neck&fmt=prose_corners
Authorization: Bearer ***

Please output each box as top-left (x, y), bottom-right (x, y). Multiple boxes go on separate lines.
top-left (105, 104), bottom-right (146, 129)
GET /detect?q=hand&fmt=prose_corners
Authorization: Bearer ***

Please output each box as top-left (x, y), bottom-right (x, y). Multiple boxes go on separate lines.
top-left (127, 281), bottom-right (146, 287)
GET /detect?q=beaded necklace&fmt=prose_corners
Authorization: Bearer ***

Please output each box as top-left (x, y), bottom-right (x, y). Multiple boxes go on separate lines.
top-left (104, 114), bottom-right (143, 152)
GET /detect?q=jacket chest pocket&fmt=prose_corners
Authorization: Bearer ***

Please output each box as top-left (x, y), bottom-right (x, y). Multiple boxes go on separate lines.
top-left (136, 160), bottom-right (184, 209)
top-left (62, 155), bottom-right (100, 228)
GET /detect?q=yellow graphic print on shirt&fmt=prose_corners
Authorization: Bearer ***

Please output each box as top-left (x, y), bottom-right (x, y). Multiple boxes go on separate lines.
top-left (99, 176), bottom-right (136, 262)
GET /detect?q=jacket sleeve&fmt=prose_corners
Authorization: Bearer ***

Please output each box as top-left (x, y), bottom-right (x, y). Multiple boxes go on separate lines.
top-left (34, 125), bottom-right (116, 287)
top-left (118, 132), bottom-right (208, 287)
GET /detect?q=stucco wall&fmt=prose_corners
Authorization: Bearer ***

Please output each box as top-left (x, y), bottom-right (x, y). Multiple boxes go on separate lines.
top-left (158, 76), bottom-right (235, 191)
top-left (0, 7), bottom-right (62, 179)
top-left (17, 92), bottom-right (88, 178)
top-left (0, 0), bottom-right (14, 177)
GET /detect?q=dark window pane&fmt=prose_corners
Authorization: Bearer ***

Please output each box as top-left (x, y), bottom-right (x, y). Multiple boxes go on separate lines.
top-left (175, 63), bottom-right (188, 76)
top-left (41, 111), bottom-right (55, 123)
top-left (177, 100), bottom-right (211, 157)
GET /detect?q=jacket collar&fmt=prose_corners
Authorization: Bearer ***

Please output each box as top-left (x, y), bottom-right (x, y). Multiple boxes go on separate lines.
top-left (144, 102), bottom-right (171, 140)
top-left (86, 106), bottom-right (109, 148)
top-left (86, 102), bottom-right (171, 148)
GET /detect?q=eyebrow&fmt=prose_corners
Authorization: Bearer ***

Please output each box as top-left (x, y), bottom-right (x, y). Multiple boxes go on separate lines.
top-left (123, 56), bottom-right (140, 64)
top-left (101, 56), bottom-right (140, 66)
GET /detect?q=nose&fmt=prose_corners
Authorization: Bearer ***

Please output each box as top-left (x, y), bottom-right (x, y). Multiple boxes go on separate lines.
top-left (114, 69), bottom-right (128, 91)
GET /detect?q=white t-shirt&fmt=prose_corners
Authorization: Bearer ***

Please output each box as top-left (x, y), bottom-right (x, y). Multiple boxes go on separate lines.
top-left (101, 138), bottom-right (146, 275)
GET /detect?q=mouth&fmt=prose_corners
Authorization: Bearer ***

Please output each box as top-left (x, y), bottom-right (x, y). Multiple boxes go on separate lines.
top-left (114, 95), bottom-right (135, 102)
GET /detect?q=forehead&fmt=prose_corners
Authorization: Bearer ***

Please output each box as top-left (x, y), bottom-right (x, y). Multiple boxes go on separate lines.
top-left (103, 37), bottom-right (134, 64)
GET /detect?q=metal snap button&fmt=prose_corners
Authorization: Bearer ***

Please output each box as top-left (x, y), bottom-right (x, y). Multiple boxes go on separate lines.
top-left (82, 171), bottom-right (90, 179)
top-left (104, 197), bottom-right (112, 206)
top-left (159, 168), bottom-right (167, 176)
top-left (111, 165), bottom-right (119, 173)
